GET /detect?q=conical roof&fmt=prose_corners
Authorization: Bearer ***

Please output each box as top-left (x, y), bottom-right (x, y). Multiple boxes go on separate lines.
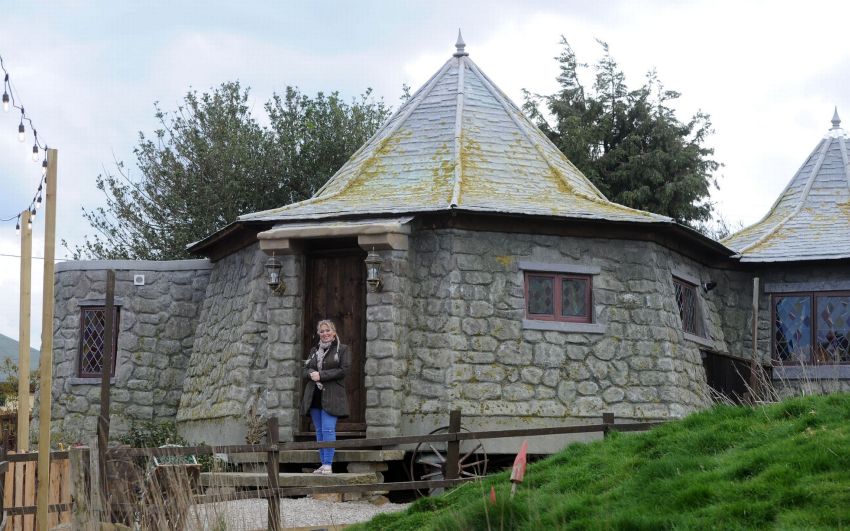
top-left (241, 36), bottom-right (667, 225)
top-left (724, 109), bottom-right (850, 262)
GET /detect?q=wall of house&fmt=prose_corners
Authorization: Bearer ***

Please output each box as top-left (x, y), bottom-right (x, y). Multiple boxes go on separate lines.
top-left (396, 227), bottom-right (756, 451)
top-left (175, 243), bottom-right (305, 444)
top-left (754, 263), bottom-right (850, 396)
top-left (42, 260), bottom-right (211, 444)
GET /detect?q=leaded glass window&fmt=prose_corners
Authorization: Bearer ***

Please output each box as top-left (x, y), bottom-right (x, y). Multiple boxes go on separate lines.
top-left (527, 275), bottom-right (554, 316)
top-left (673, 277), bottom-right (705, 337)
top-left (79, 306), bottom-right (119, 378)
top-left (774, 296), bottom-right (812, 363)
top-left (774, 292), bottom-right (850, 365)
top-left (525, 273), bottom-right (592, 323)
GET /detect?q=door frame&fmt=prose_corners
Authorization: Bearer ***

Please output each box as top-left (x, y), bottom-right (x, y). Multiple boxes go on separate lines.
top-left (299, 239), bottom-right (368, 434)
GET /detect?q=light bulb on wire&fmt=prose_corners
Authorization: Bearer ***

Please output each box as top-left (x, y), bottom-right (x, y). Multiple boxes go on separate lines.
top-left (31, 144), bottom-right (38, 162)
top-left (15, 216), bottom-right (20, 236)
top-left (2, 73), bottom-right (8, 112)
top-left (41, 157), bottom-right (47, 176)
top-left (17, 121), bottom-right (25, 142)
top-left (36, 194), bottom-right (42, 209)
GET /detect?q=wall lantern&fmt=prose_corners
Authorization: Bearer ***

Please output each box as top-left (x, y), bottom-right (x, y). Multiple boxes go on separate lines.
top-left (702, 280), bottom-right (717, 293)
top-left (265, 253), bottom-right (286, 295)
top-left (365, 249), bottom-right (383, 292)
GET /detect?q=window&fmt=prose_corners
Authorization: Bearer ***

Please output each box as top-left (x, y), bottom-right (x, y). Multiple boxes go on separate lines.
top-left (524, 272), bottom-right (592, 323)
top-left (79, 306), bottom-right (120, 378)
top-left (774, 292), bottom-right (850, 365)
top-left (673, 277), bottom-right (705, 337)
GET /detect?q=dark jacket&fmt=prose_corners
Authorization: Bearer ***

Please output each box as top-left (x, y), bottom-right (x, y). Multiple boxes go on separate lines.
top-left (300, 341), bottom-right (351, 418)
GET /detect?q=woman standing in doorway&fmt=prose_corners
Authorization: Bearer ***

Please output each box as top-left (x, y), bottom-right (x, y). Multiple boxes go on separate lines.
top-left (301, 319), bottom-right (350, 474)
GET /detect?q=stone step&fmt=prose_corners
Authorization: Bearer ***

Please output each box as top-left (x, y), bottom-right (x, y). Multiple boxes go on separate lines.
top-left (199, 472), bottom-right (375, 488)
top-left (226, 449), bottom-right (405, 465)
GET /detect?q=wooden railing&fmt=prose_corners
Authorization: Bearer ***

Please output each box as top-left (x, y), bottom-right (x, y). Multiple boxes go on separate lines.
top-left (98, 411), bottom-right (662, 531)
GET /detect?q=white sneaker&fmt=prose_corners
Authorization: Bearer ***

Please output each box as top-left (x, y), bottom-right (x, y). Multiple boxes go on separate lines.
top-left (312, 466), bottom-right (325, 474)
top-left (320, 465), bottom-right (333, 475)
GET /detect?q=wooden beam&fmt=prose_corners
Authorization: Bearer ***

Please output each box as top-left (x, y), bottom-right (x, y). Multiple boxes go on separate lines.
top-left (445, 410), bottom-right (461, 480)
top-left (36, 148), bottom-right (58, 531)
top-left (17, 209), bottom-right (32, 452)
top-left (97, 270), bottom-right (115, 517)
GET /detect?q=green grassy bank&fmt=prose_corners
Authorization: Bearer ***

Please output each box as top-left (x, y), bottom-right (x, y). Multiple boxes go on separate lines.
top-left (355, 394), bottom-right (850, 530)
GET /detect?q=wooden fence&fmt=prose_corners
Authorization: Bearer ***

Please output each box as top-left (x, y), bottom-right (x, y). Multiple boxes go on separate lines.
top-left (98, 411), bottom-right (662, 531)
top-left (0, 450), bottom-right (73, 531)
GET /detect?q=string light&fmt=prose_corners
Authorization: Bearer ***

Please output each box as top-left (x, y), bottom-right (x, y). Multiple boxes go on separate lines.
top-left (2, 73), bottom-right (8, 112)
top-left (0, 53), bottom-right (53, 234)
top-left (15, 215), bottom-right (20, 236)
top-left (31, 130), bottom-right (39, 161)
top-left (17, 109), bottom-right (25, 142)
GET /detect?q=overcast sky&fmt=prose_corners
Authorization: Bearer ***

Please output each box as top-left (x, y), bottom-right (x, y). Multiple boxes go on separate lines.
top-left (1, 0), bottom-right (849, 345)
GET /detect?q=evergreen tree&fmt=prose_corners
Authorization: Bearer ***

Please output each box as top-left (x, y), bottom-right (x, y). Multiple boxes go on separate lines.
top-left (71, 81), bottom-right (390, 260)
top-left (525, 38), bottom-right (718, 225)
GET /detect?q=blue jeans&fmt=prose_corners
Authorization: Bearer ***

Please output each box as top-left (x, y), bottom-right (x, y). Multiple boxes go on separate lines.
top-left (310, 407), bottom-right (338, 466)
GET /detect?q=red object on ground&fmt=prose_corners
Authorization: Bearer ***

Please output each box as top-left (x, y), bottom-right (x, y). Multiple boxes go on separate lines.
top-left (510, 440), bottom-right (529, 484)
top-left (489, 486), bottom-right (497, 505)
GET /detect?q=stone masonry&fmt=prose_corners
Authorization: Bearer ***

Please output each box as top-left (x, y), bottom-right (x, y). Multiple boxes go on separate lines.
top-left (44, 260), bottom-right (210, 444)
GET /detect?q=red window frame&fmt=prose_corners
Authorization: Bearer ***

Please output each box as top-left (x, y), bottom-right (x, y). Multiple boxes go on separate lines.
top-left (78, 306), bottom-right (120, 378)
top-left (772, 291), bottom-right (850, 365)
top-left (524, 272), bottom-right (593, 323)
top-left (673, 277), bottom-right (705, 338)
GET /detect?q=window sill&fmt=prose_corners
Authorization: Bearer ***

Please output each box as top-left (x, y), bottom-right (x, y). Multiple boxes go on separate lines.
top-left (772, 365), bottom-right (850, 380)
top-left (684, 333), bottom-right (714, 349)
top-left (522, 319), bottom-right (606, 334)
top-left (67, 377), bottom-right (116, 385)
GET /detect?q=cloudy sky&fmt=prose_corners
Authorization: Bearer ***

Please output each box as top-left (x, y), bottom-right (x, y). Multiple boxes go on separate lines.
top-left (1, 0), bottom-right (849, 345)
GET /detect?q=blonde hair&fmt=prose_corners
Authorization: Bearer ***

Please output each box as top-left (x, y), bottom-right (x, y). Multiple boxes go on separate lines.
top-left (316, 319), bottom-right (337, 334)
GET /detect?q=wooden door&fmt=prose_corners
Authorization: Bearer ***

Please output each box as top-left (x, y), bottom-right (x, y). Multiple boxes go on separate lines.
top-left (302, 243), bottom-right (367, 433)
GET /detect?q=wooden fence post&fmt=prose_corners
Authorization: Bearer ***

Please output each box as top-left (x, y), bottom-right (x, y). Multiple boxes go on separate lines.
top-left (266, 417), bottom-right (280, 531)
top-left (445, 410), bottom-right (461, 480)
top-left (602, 412), bottom-right (615, 438)
top-left (70, 447), bottom-right (94, 530)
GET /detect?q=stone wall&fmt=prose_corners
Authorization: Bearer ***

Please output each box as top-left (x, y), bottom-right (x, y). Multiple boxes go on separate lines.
top-left (44, 260), bottom-right (211, 444)
top-left (399, 227), bottom-right (756, 445)
top-left (176, 243), bottom-right (272, 443)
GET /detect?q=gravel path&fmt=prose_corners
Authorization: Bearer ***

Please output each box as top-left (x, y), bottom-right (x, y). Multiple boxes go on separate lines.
top-left (190, 497), bottom-right (409, 529)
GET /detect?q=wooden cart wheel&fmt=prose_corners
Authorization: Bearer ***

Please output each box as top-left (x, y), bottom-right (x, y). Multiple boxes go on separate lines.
top-left (410, 426), bottom-right (488, 496)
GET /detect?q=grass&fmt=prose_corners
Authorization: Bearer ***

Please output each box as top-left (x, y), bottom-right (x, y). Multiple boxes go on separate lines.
top-left (352, 393), bottom-right (850, 530)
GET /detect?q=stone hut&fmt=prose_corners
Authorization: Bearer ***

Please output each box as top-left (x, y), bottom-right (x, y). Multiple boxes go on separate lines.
top-left (46, 38), bottom-right (850, 452)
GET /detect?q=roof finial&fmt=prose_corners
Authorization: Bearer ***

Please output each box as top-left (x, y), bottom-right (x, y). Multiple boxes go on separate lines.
top-left (831, 106), bottom-right (841, 129)
top-left (454, 29), bottom-right (468, 57)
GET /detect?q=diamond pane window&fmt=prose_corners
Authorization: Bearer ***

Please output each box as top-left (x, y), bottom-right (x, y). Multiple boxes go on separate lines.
top-left (79, 306), bottom-right (119, 378)
top-left (525, 272), bottom-right (592, 323)
top-left (527, 275), bottom-right (554, 315)
top-left (816, 296), bottom-right (850, 363)
top-left (673, 277), bottom-right (705, 337)
top-left (773, 292), bottom-right (850, 365)
top-left (774, 295), bottom-right (812, 363)
top-left (561, 277), bottom-right (589, 319)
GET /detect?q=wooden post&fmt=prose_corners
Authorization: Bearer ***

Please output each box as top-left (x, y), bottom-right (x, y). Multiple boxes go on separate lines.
top-left (602, 412), bottom-right (615, 438)
top-left (17, 209), bottom-right (32, 452)
top-left (749, 277), bottom-right (760, 400)
top-left (445, 409), bottom-right (461, 480)
top-left (70, 446), bottom-right (93, 530)
top-left (266, 417), bottom-right (280, 531)
top-left (97, 270), bottom-right (115, 518)
top-left (36, 148), bottom-right (58, 531)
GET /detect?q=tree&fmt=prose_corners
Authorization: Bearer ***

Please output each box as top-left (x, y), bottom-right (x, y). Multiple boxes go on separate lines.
top-left (524, 38), bottom-right (719, 225)
top-left (70, 81), bottom-right (390, 260)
